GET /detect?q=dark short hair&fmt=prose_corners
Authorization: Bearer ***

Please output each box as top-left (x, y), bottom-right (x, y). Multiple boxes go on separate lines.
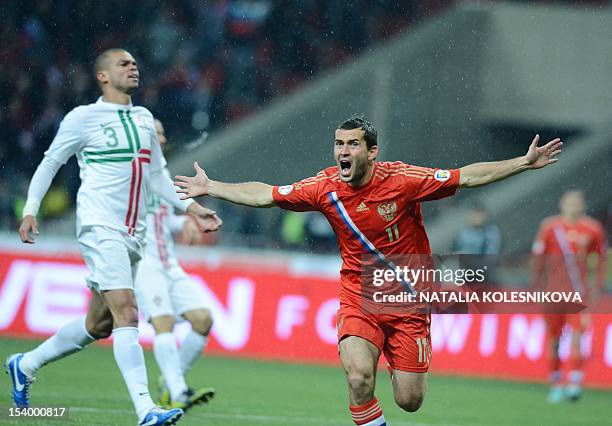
top-left (93, 48), bottom-right (128, 76)
top-left (338, 115), bottom-right (377, 149)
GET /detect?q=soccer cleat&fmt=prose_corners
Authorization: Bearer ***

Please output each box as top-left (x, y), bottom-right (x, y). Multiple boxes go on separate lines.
top-left (566, 384), bottom-right (582, 402)
top-left (547, 386), bottom-right (565, 404)
top-left (138, 406), bottom-right (183, 426)
top-left (170, 387), bottom-right (215, 412)
top-left (157, 375), bottom-right (171, 408)
top-left (4, 353), bottom-right (34, 408)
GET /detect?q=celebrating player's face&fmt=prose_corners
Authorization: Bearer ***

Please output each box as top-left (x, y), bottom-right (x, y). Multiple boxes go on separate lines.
top-left (102, 51), bottom-right (140, 94)
top-left (334, 128), bottom-right (377, 185)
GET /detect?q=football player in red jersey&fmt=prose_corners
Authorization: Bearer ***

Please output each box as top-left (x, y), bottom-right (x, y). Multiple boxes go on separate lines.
top-left (176, 116), bottom-right (562, 425)
top-left (532, 189), bottom-right (607, 403)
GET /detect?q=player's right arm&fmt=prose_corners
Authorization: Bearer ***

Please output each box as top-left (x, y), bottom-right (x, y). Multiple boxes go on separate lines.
top-left (19, 109), bottom-right (83, 243)
top-left (175, 162), bottom-right (276, 208)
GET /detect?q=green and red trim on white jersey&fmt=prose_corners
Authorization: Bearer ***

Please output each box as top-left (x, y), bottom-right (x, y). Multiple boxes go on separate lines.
top-left (125, 150), bottom-right (151, 235)
top-left (82, 110), bottom-right (151, 236)
top-left (154, 203), bottom-right (170, 268)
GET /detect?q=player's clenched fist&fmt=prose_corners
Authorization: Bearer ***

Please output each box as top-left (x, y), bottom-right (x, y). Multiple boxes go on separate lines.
top-left (181, 216), bottom-right (204, 245)
top-left (186, 201), bottom-right (222, 233)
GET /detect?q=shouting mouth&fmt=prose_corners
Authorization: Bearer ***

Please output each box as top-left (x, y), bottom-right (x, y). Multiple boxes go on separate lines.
top-left (339, 159), bottom-right (352, 178)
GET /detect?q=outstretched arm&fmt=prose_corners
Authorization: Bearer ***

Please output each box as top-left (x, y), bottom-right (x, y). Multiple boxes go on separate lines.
top-left (175, 162), bottom-right (276, 208)
top-left (459, 135), bottom-right (562, 188)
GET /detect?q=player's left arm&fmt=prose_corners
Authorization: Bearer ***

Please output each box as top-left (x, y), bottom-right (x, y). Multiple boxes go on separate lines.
top-left (179, 216), bottom-right (204, 245)
top-left (148, 126), bottom-right (222, 233)
top-left (592, 225), bottom-right (608, 295)
top-left (150, 168), bottom-right (222, 233)
top-left (166, 207), bottom-right (202, 245)
top-left (459, 135), bottom-right (562, 188)
top-left (167, 209), bottom-right (189, 234)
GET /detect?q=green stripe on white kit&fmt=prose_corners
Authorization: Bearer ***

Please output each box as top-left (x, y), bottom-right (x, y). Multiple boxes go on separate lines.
top-left (84, 156), bottom-right (135, 164)
top-left (125, 110), bottom-right (141, 151)
top-left (83, 110), bottom-right (142, 164)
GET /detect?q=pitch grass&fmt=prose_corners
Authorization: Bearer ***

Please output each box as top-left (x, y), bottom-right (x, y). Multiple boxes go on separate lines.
top-left (1, 337), bottom-right (610, 426)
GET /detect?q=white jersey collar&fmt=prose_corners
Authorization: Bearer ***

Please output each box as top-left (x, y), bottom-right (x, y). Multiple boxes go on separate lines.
top-left (97, 96), bottom-right (133, 108)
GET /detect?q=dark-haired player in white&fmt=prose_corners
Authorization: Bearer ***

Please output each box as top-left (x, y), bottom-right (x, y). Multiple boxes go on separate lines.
top-left (6, 49), bottom-right (221, 426)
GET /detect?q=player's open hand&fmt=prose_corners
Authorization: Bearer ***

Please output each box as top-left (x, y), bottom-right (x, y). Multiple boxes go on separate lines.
top-left (524, 134), bottom-right (563, 169)
top-left (186, 202), bottom-right (223, 233)
top-left (175, 162), bottom-right (210, 199)
top-left (19, 215), bottom-right (39, 244)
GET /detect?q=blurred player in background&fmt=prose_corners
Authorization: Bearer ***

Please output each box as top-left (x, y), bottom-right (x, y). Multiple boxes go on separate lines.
top-left (453, 203), bottom-right (502, 289)
top-left (175, 115), bottom-right (562, 425)
top-left (532, 189), bottom-right (607, 403)
top-left (5, 48), bottom-right (221, 426)
top-left (134, 119), bottom-right (215, 411)
top-left (453, 203), bottom-right (502, 255)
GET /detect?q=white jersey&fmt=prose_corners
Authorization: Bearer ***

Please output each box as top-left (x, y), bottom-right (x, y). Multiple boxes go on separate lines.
top-left (144, 168), bottom-right (187, 269)
top-left (135, 169), bottom-right (206, 319)
top-left (27, 97), bottom-right (189, 239)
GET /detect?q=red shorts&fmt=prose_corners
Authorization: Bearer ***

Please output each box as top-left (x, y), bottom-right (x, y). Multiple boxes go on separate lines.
top-left (337, 302), bottom-right (431, 372)
top-left (545, 313), bottom-right (590, 338)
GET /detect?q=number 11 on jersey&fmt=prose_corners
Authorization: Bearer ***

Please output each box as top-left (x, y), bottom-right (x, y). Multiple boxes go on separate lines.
top-left (386, 224), bottom-right (400, 242)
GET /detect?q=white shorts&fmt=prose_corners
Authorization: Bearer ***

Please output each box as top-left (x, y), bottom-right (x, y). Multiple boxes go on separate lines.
top-left (134, 258), bottom-right (208, 321)
top-left (78, 225), bottom-right (144, 292)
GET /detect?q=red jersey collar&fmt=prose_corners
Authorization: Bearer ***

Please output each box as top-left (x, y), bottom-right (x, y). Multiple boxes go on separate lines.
top-left (341, 162), bottom-right (378, 193)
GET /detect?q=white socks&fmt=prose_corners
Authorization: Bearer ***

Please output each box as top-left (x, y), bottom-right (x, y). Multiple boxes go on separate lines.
top-left (155, 330), bottom-right (209, 400)
top-left (19, 319), bottom-right (157, 422)
top-left (179, 331), bottom-right (207, 375)
top-left (112, 327), bottom-right (155, 421)
top-left (154, 332), bottom-right (188, 400)
top-left (20, 317), bottom-right (95, 377)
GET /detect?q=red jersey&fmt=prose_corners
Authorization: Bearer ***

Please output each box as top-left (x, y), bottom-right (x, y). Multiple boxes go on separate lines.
top-left (273, 161), bottom-right (461, 305)
top-left (532, 215), bottom-right (607, 293)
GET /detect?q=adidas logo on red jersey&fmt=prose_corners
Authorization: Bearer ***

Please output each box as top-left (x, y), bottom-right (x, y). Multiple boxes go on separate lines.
top-left (356, 202), bottom-right (369, 212)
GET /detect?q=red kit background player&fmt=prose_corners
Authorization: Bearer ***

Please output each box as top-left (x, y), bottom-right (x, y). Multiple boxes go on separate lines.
top-left (532, 189), bottom-right (607, 403)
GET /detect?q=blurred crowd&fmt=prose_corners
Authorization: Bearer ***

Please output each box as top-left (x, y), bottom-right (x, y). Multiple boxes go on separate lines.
top-left (0, 0), bottom-right (454, 237)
